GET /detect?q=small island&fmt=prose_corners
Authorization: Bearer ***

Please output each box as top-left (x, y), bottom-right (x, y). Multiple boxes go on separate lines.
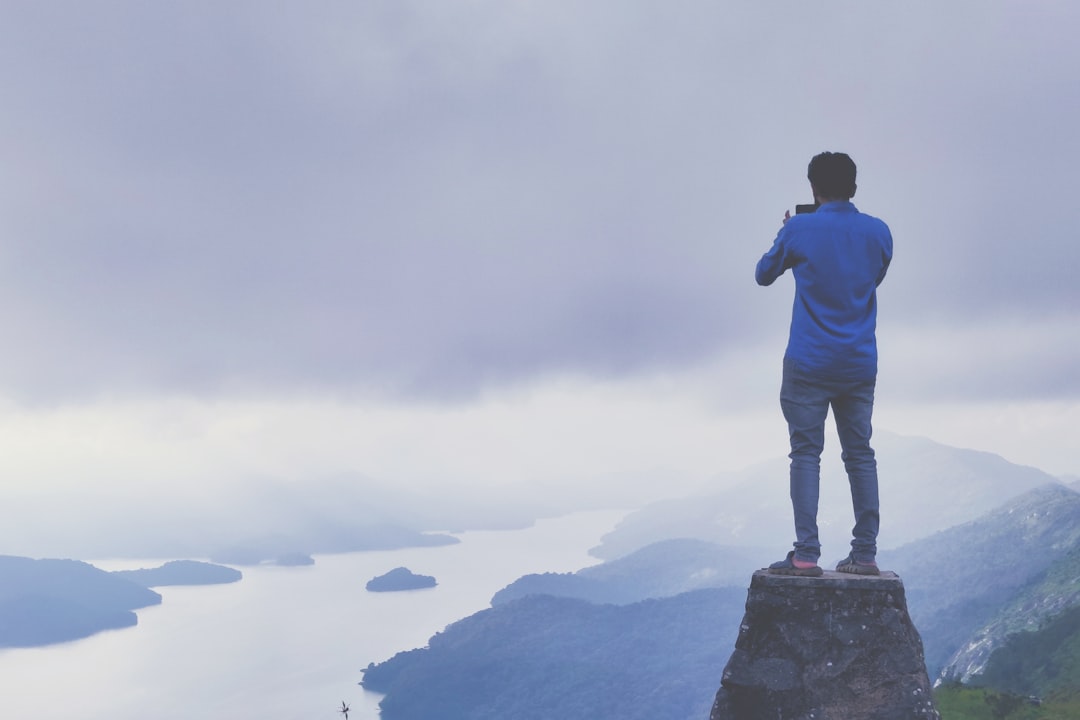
top-left (112, 560), bottom-right (242, 587)
top-left (366, 567), bottom-right (437, 592)
top-left (274, 552), bottom-right (316, 567)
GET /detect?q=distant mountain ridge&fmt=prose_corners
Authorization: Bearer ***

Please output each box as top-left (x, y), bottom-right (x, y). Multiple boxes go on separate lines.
top-left (493, 539), bottom-right (767, 606)
top-left (592, 432), bottom-right (1059, 560)
top-left (0, 472), bottom-right (474, 561)
top-left (493, 482), bottom-right (1080, 684)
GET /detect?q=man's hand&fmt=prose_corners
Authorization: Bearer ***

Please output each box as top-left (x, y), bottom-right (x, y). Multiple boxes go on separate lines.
top-left (783, 210), bottom-right (792, 225)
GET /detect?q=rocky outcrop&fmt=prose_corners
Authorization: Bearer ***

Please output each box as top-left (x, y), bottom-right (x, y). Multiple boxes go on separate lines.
top-left (711, 570), bottom-right (939, 720)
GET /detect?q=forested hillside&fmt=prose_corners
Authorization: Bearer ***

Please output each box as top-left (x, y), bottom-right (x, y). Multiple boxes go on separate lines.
top-left (364, 482), bottom-right (1080, 720)
top-left (363, 589), bottom-right (747, 720)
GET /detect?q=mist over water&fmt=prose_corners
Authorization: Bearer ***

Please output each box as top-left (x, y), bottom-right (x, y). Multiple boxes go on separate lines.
top-left (0, 510), bottom-right (624, 720)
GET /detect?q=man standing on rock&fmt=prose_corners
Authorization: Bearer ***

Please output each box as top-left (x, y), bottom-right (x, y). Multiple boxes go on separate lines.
top-left (755, 152), bottom-right (893, 577)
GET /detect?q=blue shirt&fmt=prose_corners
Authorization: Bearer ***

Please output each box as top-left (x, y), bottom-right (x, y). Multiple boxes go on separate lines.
top-left (756, 201), bottom-right (893, 380)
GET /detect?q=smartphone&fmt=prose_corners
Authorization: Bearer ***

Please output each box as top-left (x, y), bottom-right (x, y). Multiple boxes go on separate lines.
top-left (795, 203), bottom-right (819, 215)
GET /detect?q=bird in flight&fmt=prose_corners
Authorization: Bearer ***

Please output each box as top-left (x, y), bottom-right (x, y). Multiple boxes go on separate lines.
top-left (339, 701), bottom-right (350, 719)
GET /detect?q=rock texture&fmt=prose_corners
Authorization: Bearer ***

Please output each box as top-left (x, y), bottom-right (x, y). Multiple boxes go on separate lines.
top-left (711, 570), bottom-right (939, 720)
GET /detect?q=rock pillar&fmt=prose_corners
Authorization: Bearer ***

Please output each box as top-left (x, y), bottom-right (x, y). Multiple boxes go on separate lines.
top-left (710, 569), bottom-right (939, 720)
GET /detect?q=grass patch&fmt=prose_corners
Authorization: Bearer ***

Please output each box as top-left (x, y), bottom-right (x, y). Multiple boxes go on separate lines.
top-left (934, 683), bottom-right (1078, 720)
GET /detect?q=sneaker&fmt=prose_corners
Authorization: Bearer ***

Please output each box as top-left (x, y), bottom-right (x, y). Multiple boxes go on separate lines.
top-left (768, 551), bottom-right (824, 577)
top-left (836, 553), bottom-right (880, 575)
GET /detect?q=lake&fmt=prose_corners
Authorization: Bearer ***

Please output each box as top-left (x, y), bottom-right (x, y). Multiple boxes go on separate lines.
top-left (0, 510), bottom-right (625, 720)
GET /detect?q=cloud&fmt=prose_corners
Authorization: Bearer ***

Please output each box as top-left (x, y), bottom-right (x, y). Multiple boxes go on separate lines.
top-left (881, 313), bottom-right (1080, 402)
top-left (0, 379), bottom-right (786, 557)
top-left (0, 2), bottom-right (1076, 404)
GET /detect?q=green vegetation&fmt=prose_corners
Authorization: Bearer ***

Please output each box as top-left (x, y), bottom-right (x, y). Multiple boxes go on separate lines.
top-left (362, 486), bottom-right (1080, 720)
top-left (934, 603), bottom-right (1080, 719)
top-left (976, 604), bottom-right (1080, 703)
top-left (934, 684), bottom-right (1079, 720)
top-left (363, 589), bottom-right (747, 720)
top-left (882, 484), bottom-right (1080, 675)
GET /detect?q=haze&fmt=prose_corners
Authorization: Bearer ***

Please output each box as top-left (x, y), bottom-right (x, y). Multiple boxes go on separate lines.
top-left (1, 3), bottom-right (1076, 558)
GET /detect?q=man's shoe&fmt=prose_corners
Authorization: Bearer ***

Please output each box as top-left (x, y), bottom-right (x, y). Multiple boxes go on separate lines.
top-left (836, 553), bottom-right (880, 575)
top-left (768, 551), bottom-right (824, 577)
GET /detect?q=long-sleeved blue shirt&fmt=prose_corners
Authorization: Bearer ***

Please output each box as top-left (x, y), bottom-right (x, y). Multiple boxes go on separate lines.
top-left (756, 201), bottom-right (893, 380)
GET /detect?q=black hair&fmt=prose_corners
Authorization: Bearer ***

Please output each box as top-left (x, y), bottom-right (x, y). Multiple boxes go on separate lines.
top-left (807, 152), bottom-right (857, 200)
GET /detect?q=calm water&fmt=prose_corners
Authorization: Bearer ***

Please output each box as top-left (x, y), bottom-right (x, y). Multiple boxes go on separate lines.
top-left (0, 510), bottom-right (625, 720)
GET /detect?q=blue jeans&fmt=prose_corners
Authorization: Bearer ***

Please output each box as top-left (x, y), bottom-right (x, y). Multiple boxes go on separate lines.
top-left (780, 357), bottom-right (879, 564)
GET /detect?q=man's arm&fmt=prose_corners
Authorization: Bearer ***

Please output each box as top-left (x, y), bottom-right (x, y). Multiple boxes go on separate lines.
top-left (874, 226), bottom-right (894, 287)
top-left (755, 226), bottom-right (791, 286)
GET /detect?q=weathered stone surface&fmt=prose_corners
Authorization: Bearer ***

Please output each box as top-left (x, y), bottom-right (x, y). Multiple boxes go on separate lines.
top-left (710, 570), bottom-right (939, 720)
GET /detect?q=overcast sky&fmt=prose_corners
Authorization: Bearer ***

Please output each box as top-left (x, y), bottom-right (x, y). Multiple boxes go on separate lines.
top-left (1, 2), bottom-right (1077, 554)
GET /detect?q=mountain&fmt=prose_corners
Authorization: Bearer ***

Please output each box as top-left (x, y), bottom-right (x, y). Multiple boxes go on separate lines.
top-left (973, 602), bottom-right (1080, 706)
top-left (0, 556), bottom-right (161, 647)
top-left (879, 483), bottom-right (1080, 677)
top-left (502, 485), bottom-right (1080, 685)
top-left (493, 538), bottom-right (766, 606)
top-left (938, 545), bottom-right (1080, 684)
top-left (363, 480), bottom-right (1080, 720)
top-left (592, 433), bottom-right (1059, 560)
top-left (362, 589), bottom-right (747, 720)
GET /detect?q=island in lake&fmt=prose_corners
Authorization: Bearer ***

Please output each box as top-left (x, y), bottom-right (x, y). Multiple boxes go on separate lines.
top-left (366, 567), bottom-right (437, 592)
top-left (274, 552), bottom-right (315, 567)
top-left (111, 560), bottom-right (242, 587)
